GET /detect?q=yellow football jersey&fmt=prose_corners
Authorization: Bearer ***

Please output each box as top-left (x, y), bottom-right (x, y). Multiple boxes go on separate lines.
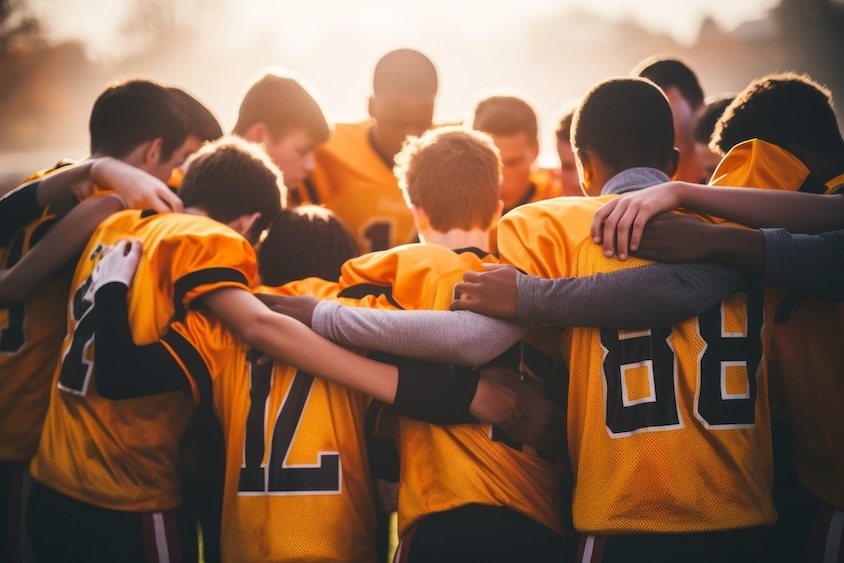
top-left (166, 282), bottom-right (378, 563)
top-left (499, 195), bottom-right (778, 534)
top-left (29, 209), bottom-right (257, 512)
top-left (337, 243), bottom-right (565, 539)
top-left (0, 166), bottom-right (110, 463)
top-left (713, 139), bottom-right (844, 509)
top-left (295, 121), bottom-right (417, 253)
top-left (0, 206), bottom-right (66, 461)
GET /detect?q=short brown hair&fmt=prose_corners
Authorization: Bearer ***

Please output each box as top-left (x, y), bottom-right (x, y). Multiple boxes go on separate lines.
top-left (232, 69), bottom-right (330, 144)
top-left (471, 92), bottom-right (539, 141)
top-left (395, 126), bottom-right (501, 231)
top-left (180, 136), bottom-right (285, 240)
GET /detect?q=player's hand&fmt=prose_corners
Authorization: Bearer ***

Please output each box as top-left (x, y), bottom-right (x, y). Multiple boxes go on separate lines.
top-left (255, 293), bottom-right (319, 328)
top-left (92, 157), bottom-right (183, 213)
top-left (450, 263), bottom-right (519, 319)
top-left (633, 213), bottom-right (717, 262)
top-left (590, 182), bottom-right (685, 260)
top-left (93, 239), bottom-right (142, 289)
top-left (469, 366), bottom-right (530, 433)
top-left (503, 378), bottom-right (563, 452)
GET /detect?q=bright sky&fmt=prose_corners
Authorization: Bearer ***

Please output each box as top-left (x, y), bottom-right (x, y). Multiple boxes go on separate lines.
top-left (31, 0), bottom-right (779, 60)
top-left (21, 0), bottom-right (783, 162)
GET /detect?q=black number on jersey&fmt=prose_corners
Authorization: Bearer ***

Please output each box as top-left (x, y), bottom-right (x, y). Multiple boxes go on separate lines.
top-left (0, 232), bottom-right (26, 354)
top-left (239, 352), bottom-right (341, 494)
top-left (57, 276), bottom-right (96, 395)
top-left (361, 219), bottom-right (393, 253)
top-left (601, 287), bottom-right (764, 435)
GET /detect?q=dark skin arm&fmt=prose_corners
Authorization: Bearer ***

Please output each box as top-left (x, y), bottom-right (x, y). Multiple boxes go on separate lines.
top-left (632, 213), bottom-right (766, 275)
top-left (449, 263), bottom-right (520, 319)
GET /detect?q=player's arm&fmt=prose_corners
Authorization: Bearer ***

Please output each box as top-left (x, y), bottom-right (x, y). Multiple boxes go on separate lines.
top-left (760, 228), bottom-right (844, 301)
top-left (591, 180), bottom-right (844, 259)
top-left (257, 292), bottom-right (530, 366)
top-left (0, 195), bottom-right (126, 307)
top-left (0, 157), bottom-right (181, 243)
top-left (89, 242), bottom-right (529, 427)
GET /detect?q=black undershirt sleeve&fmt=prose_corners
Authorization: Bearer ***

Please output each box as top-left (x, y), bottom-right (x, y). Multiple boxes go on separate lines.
top-left (93, 282), bottom-right (192, 399)
top-left (0, 182), bottom-right (44, 244)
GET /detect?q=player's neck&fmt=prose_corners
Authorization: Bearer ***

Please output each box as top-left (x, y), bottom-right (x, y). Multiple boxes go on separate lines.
top-left (419, 228), bottom-right (491, 252)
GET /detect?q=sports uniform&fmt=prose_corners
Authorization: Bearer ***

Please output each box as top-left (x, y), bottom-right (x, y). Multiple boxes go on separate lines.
top-left (336, 243), bottom-right (566, 562)
top-left (713, 139), bottom-right (844, 561)
top-left (293, 122), bottom-right (416, 253)
top-left (157, 281), bottom-right (379, 563)
top-left (27, 208), bottom-right (257, 562)
top-left (498, 168), bottom-right (778, 561)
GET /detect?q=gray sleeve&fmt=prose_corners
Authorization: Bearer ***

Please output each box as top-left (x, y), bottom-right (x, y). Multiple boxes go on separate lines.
top-left (762, 228), bottom-right (844, 301)
top-left (310, 300), bottom-right (529, 366)
top-left (517, 261), bottom-right (750, 328)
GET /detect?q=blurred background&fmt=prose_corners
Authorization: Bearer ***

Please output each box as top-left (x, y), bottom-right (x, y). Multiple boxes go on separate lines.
top-left (1, 0), bottom-right (842, 191)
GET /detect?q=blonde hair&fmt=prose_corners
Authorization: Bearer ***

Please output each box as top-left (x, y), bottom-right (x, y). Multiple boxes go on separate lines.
top-left (395, 126), bottom-right (501, 231)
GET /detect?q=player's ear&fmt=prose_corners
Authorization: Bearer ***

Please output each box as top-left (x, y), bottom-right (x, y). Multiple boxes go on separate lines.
top-left (575, 148), bottom-right (593, 191)
top-left (666, 147), bottom-right (681, 180)
top-left (143, 138), bottom-right (163, 166)
top-left (367, 96), bottom-right (376, 120)
top-left (410, 205), bottom-right (431, 239)
top-left (241, 122), bottom-right (271, 144)
top-left (228, 212), bottom-right (261, 241)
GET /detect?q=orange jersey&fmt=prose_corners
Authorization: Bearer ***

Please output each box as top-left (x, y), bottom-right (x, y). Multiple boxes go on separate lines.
top-left (337, 243), bottom-right (565, 538)
top-left (29, 209), bottom-right (257, 512)
top-left (713, 139), bottom-right (844, 508)
top-left (499, 195), bottom-right (778, 534)
top-left (295, 121), bottom-right (416, 253)
top-left (164, 282), bottom-right (377, 562)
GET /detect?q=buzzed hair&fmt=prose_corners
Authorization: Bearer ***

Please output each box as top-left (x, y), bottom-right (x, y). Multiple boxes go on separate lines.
top-left (167, 86), bottom-right (223, 142)
top-left (232, 69), bottom-right (330, 144)
top-left (712, 72), bottom-right (844, 156)
top-left (395, 126), bottom-right (501, 231)
top-left (179, 136), bottom-right (284, 239)
top-left (573, 77), bottom-right (675, 173)
top-left (632, 55), bottom-right (705, 109)
top-left (89, 78), bottom-right (188, 161)
top-left (471, 92), bottom-right (539, 141)
top-left (258, 205), bottom-right (359, 287)
top-left (372, 48), bottom-right (438, 97)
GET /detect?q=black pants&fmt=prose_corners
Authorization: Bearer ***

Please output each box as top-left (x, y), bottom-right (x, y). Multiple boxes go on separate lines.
top-left (398, 504), bottom-right (568, 563)
top-left (26, 480), bottom-right (184, 563)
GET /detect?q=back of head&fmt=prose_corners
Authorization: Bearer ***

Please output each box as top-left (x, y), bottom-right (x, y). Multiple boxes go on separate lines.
top-left (89, 78), bottom-right (188, 160)
top-left (632, 55), bottom-right (704, 109)
top-left (693, 94), bottom-right (736, 145)
top-left (395, 125), bottom-right (501, 231)
top-left (232, 68), bottom-right (330, 144)
top-left (471, 92), bottom-right (539, 142)
top-left (258, 205), bottom-right (359, 286)
top-left (167, 86), bottom-right (223, 142)
top-left (573, 77), bottom-right (675, 173)
top-left (372, 48), bottom-right (438, 98)
top-left (179, 136), bottom-right (284, 238)
top-left (712, 72), bottom-right (844, 157)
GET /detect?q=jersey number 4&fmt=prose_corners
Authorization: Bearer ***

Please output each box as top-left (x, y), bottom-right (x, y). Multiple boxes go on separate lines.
top-left (601, 287), bottom-right (764, 435)
top-left (238, 351), bottom-right (341, 494)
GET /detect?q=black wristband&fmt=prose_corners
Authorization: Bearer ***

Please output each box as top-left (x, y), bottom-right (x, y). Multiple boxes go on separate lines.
top-left (373, 351), bottom-right (480, 425)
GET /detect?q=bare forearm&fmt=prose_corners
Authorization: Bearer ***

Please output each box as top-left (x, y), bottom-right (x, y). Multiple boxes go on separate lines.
top-left (676, 182), bottom-right (844, 233)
